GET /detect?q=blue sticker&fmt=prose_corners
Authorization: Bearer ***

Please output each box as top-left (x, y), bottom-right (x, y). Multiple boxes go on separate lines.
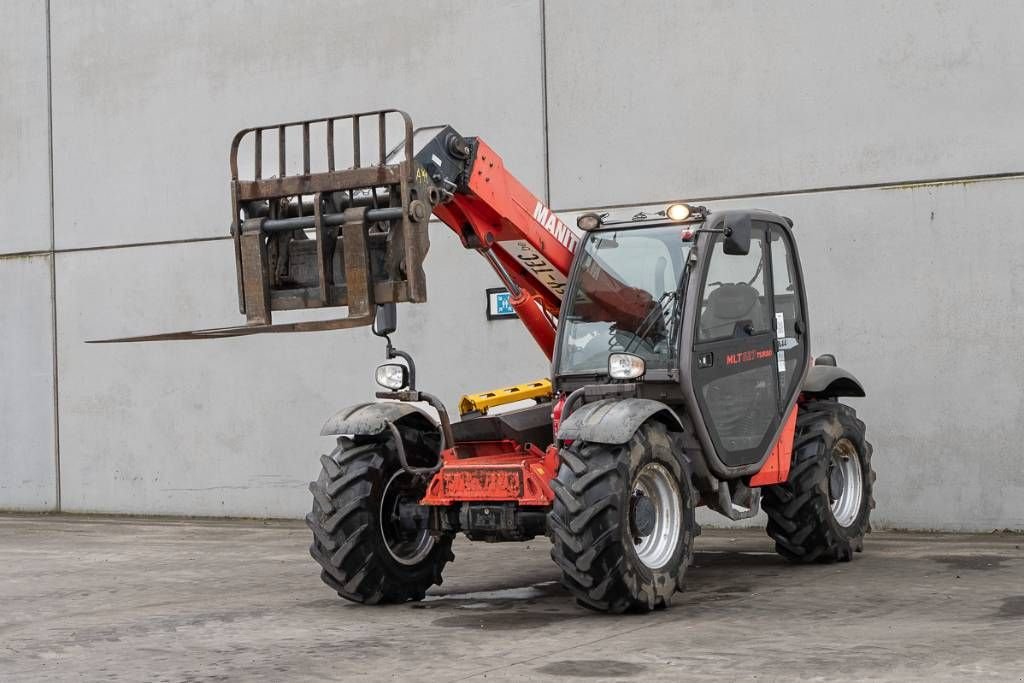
top-left (487, 288), bottom-right (518, 319)
top-left (494, 292), bottom-right (514, 316)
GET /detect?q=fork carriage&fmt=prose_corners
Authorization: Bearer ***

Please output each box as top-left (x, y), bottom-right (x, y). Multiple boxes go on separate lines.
top-left (229, 109), bottom-right (435, 332)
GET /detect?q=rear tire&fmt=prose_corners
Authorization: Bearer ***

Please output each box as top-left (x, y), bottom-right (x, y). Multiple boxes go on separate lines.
top-left (306, 436), bottom-right (453, 604)
top-left (762, 400), bottom-right (875, 563)
top-left (548, 422), bottom-right (697, 613)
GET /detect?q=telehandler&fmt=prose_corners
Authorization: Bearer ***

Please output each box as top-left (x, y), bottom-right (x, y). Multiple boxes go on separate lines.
top-left (105, 109), bottom-right (874, 612)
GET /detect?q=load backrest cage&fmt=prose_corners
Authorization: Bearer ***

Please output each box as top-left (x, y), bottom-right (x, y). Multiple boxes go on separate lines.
top-left (229, 108), bottom-right (431, 330)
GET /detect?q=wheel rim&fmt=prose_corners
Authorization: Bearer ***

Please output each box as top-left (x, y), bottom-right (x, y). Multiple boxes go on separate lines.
top-left (630, 463), bottom-right (682, 570)
top-left (828, 438), bottom-right (864, 528)
top-left (380, 471), bottom-right (434, 566)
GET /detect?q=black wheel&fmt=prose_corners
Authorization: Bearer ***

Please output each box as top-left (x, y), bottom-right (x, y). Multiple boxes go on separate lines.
top-left (762, 400), bottom-right (875, 563)
top-left (547, 422), bottom-right (697, 613)
top-left (306, 435), bottom-right (453, 604)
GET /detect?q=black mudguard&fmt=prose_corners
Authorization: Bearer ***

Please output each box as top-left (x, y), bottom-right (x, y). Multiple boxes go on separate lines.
top-left (556, 398), bottom-right (685, 445)
top-left (802, 366), bottom-right (866, 398)
top-left (320, 401), bottom-right (439, 437)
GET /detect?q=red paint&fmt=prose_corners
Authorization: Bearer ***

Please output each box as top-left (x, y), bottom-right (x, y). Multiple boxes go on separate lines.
top-left (749, 406), bottom-right (798, 487)
top-left (550, 394), bottom-right (566, 439)
top-left (432, 139), bottom-right (576, 360)
top-left (420, 440), bottom-right (560, 507)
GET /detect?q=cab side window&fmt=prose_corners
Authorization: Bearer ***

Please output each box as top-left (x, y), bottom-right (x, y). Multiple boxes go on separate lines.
top-left (769, 225), bottom-right (804, 400)
top-left (697, 227), bottom-right (769, 342)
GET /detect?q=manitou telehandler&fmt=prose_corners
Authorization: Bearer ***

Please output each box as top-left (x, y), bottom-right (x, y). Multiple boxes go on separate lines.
top-left (106, 109), bottom-right (874, 612)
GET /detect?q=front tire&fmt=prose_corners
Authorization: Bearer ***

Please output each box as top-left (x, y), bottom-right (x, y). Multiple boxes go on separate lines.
top-left (762, 400), bottom-right (875, 562)
top-left (547, 422), bottom-right (697, 613)
top-left (306, 435), bottom-right (453, 604)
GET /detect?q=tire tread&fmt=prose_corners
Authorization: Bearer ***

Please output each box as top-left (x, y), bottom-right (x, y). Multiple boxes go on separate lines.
top-left (762, 399), bottom-right (875, 564)
top-left (306, 437), bottom-right (452, 604)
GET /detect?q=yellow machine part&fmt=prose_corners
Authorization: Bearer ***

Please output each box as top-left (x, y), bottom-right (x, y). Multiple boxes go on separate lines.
top-left (458, 379), bottom-right (553, 416)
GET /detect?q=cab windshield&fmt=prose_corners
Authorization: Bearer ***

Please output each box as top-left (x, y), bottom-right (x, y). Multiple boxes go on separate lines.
top-left (557, 225), bottom-right (690, 376)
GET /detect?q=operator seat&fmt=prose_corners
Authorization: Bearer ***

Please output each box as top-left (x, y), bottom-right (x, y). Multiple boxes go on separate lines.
top-left (700, 283), bottom-right (767, 339)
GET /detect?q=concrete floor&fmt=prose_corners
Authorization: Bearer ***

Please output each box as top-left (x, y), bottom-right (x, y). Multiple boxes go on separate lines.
top-left (0, 516), bottom-right (1022, 682)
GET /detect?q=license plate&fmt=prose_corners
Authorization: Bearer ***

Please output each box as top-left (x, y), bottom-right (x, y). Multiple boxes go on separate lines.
top-left (442, 468), bottom-right (523, 498)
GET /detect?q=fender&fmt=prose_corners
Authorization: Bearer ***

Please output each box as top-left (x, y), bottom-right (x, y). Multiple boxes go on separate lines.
top-left (320, 401), bottom-right (438, 437)
top-left (556, 398), bottom-right (685, 445)
top-left (802, 365), bottom-right (866, 398)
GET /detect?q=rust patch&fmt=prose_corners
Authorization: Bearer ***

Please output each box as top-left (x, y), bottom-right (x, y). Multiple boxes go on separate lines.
top-left (441, 468), bottom-right (523, 498)
top-left (879, 174), bottom-right (1024, 192)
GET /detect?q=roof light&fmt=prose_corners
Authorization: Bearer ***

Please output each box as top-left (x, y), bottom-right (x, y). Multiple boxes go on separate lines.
top-left (665, 203), bottom-right (692, 221)
top-left (577, 212), bottom-right (603, 231)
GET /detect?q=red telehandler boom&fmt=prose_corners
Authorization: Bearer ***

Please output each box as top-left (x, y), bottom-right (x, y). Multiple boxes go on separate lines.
top-left (100, 109), bottom-right (875, 613)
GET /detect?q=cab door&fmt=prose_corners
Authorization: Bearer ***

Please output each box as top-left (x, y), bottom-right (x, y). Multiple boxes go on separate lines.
top-left (690, 224), bottom-right (781, 468)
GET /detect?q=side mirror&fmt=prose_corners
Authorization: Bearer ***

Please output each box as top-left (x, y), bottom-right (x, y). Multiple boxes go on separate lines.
top-left (372, 303), bottom-right (397, 337)
top-left (723, 214), bottom-right (752, 256)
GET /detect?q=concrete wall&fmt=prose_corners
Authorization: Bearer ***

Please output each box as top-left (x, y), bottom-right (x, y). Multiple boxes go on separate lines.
top-left (0, 254), bottom-right (56, 510)
top-left (2, 0), bottom-right (1022, 529)
top-left (546, 0), bottom-right (1024, 208)
top-left (0, 0), bottom-right (55, 511)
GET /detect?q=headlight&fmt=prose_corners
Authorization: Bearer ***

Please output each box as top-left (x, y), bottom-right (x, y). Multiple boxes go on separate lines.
top-left (375, 363), bottom-right (409, 390)
top-left (608, 353), bottom-right (645, 380)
